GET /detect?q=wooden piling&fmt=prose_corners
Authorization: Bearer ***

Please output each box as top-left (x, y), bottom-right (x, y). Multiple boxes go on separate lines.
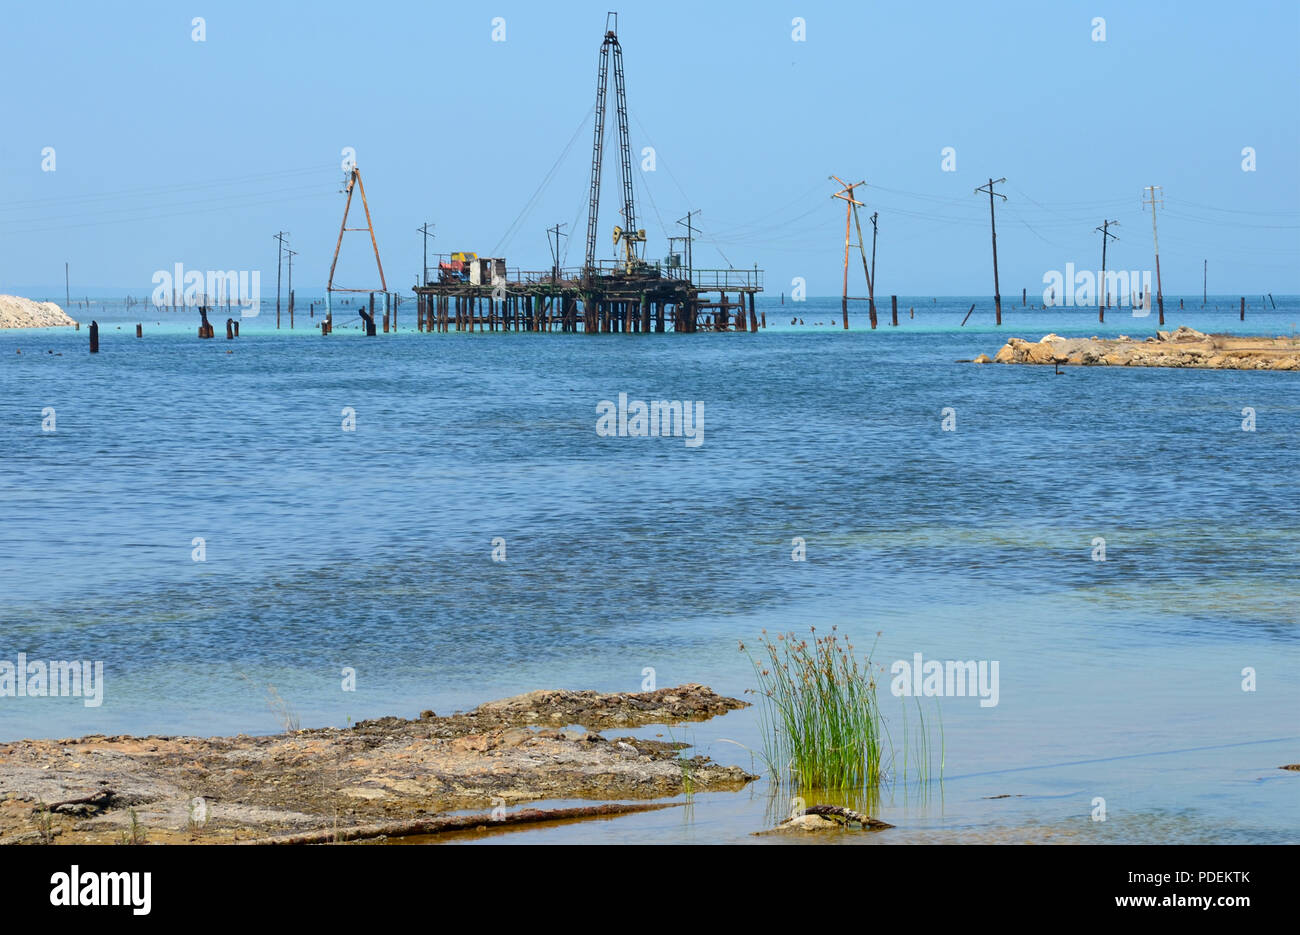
top-left (891, 295), bottom-right (898, 327)
top-left (234, 321), bottom-right (240, 337)
top-left (1240, 297), bottom-right (1245, 321)
top-left (226, 318), bottom-right (234, 340)
top-left (89, 320), bottom-right (99, 353)
top-left (961, 303), bottom-right (975, 326)
top-left (748, 293), bottom-right (758, 332)
top-left (136, 323), bottom-right (142, 338)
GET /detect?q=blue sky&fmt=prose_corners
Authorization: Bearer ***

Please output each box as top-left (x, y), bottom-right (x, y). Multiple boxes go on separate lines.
top-left (2, 0), bottom-right (1296, 297)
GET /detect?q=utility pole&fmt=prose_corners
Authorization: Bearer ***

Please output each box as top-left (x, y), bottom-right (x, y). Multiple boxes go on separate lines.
top-left (1096, 219), bottom-right (1119, 323)
top-left (676, 211), bottom-right (698, 284)
top-left (830, 176), bottom-right (871, 330)
top-left (417, 222), bottom-right (434, 287)
top-left (975, 178), bottom-right (1007, 326)
top-left (868, 211), bottom-right (879, 326)
top-left (547, 222), bottom-right (568, 281)
top-left (286, 247), bottom-right (297, 328)
top-left (1143, 185), bottom-right (1164, 325)
top-left (274, 231), bottom-right (288, 329)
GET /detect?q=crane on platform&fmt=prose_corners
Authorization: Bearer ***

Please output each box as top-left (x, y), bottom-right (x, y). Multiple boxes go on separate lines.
top-left (585, 13), bottom-right (646, 275)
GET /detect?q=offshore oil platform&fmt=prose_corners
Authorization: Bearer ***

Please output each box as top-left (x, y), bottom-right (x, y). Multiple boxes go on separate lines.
top-left (411, 14), bottom-right (765, 335)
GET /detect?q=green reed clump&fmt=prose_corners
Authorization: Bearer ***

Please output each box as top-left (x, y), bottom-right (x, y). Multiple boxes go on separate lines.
top-left (741, 627), bottom-right (884, 790)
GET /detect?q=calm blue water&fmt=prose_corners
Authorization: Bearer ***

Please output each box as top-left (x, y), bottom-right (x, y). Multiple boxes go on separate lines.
top-left (2, 295), bottom-right (1297, 843)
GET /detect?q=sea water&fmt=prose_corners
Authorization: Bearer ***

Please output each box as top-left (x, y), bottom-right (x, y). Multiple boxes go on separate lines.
top-left (1, 295), bottom-right (1296, 843)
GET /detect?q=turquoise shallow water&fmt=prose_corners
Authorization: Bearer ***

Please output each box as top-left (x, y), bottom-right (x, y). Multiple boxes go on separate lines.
top-left (1, 295), bottom-right (1297, 843)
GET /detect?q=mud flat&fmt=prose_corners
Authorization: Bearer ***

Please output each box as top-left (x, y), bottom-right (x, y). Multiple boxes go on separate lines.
top-left (0, 684), bottom-right (753, 844)
top-left (0, 295), bottom-right (77, 329)
top-left (975, 327), bottom-right (1300, 370)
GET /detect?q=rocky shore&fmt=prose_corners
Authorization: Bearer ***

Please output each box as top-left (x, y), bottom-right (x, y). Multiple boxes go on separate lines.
top-left (975, 327), bottom-right (1300, 370)
top-left (0, 684), bottom-right (753, 844)
top-left (0, 295), bottom-right (77, 329)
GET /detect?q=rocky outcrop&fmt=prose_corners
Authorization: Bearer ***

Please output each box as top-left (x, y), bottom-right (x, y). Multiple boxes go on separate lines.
top-left (0, 295), bottom-right (77, 329)
top-left (754, 804), bottom-right (894, 835)
top-left (982, 327), bottom-right (1300, 371)
top-left (0, 684), bottom-right (753, 844)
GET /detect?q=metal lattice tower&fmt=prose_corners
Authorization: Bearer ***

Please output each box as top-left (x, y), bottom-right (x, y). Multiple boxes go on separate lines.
top-left (584, 13), bottom-right (641, 273)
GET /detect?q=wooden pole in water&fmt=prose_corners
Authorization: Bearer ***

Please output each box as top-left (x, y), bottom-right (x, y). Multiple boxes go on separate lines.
top-left (975, 178), bottom-right (1006, 325)
top-left (234, 321), bottom-right (240, 337)
top-left (89, 320), bottom-right (99, 352)
top-left (1143, 185), bottom-right (1165, 325)
top-left (831, 177), bottom-right (865, 330)
top-left (226, 318), bottom-right (234, 339)
top-left (841, 198), bottom-right (851, 328)
top-left (136, 323), bottom-right (142, 338)
top-left (891, 295), bottom-right (898, 327)
top-left (1240, 297), bottom-right (1245, 321)
top-left (275, 231), bottom-right (285, 329)
top-left (1022, 287), bottom-right (1026, 307)
top-left (867, 211), bottom-right (878, 328)
top-left (1097, 219), bottom-right (1118, 324)
top-left (961, 303), bottom-right (976, 326)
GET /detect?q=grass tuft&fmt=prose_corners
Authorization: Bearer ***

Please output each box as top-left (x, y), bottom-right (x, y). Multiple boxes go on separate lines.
top-left (741, 627), bottom-right (884, 790)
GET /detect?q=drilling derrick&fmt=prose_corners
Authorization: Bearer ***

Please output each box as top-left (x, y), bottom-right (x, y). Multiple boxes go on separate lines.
top-left (585, 13), bottom-right (645, 275)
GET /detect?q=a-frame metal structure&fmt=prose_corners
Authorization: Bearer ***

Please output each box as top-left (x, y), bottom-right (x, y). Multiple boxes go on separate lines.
top-left (585, 12), bottom-right (645, 274)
